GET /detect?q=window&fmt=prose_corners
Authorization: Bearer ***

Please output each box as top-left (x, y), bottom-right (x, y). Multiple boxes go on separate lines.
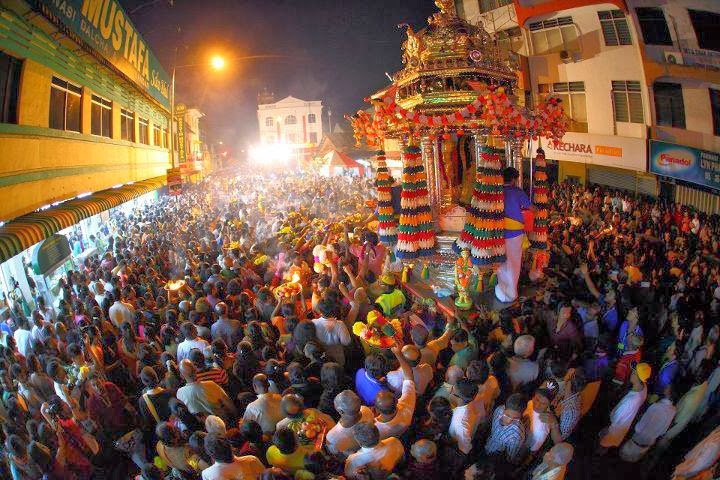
top-left (598, 10), bottom-right (632, 46)
top-left (153, 124), bottom-right (161, 146)
top-left (138, 117), bottom-right (149, 144)
top-left (0, 52), bottom-right (21, 124)
top-left (710, 89), bottom-right (720, 136)
top-left (287, 133), bottom-right (297, 143)
top-left (49, 77), bottom-right (81, 132)
top-left (285, 115), bottom-right (296, 125)
top-left (265, 117), bottom-right (274, 127)
top-left (538, 81), bottom-right (587, 132)
top-left (120, 108), bottom-right (135, 141)
top-left (636, 7), bottom-right (672, 46)
top-left (307, 113), bottom-right (316, 124)
top-left (163, 128), bottom-right (169, 148)
top-left (612, 81), bottom-right (644, 123)
top-left (497, 27), bottom-right (524, 53)
top-left (479, 0), bottom-right (511, 13)
top-left (529, 16), bottom-right (579, 54)
top-left (90, 95), bottom-right (111, 137)
top-left (309, 132), bottom-right (318, 143)
top-left (688, 10), bottom-right (720, 52)
top-left (654, 82), bottom-right (685, 128)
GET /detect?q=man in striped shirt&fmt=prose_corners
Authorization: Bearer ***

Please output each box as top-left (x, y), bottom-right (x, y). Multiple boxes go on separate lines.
top-left (189, 349), bottom-right (228, 387)
top-left (485, 393), bottom-right (527, 464)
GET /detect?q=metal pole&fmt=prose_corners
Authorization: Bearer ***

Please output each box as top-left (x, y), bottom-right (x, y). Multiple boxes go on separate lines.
top-left (169, 66), bottom-right (176, 168)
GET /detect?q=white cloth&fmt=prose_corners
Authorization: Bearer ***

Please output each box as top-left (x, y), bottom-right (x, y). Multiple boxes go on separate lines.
top-left (387, 363), bottom-right (433, 396)
top-left (496, 234), bottom-right (524, 302)
top-left (375, 380), bottom-right (416, 440)
top-left (312, 317), bottom-right (351, 365)
top-left (600, 385), bottom-right (647, 448)
top-left (449, 398), bottom-right (486, 454)
top-left (108, 301), bottom-right (135, 328)
top-left (531, 464), bottom-right (567, 480)
top-left (176, 337), bottom-right (210, 362)
top-left (672, 426), bottom-right (720, 479)
top-left (345, 437), bottom-right (405, 480)
top-left (508, 356), bottom-right (539, 390)
top-left (14, 328), bottom-right (33, 357)
top-left (176, 380), bottom-right (231, 417)
top-left (620, 398), bottom-right (676, 462)
top-left (243, 393), bottom-right (284, 434)
top-left (524, 402), bottom-right (552, 453)
top-left (476, 376), bottom-right (500, 412)
top-left (201, 456), bottom-right (265, 480)
top-left (326, 406), bottom-right (375, 456)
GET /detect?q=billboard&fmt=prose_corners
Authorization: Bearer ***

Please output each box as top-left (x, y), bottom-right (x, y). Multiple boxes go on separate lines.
top-left (541, 132), bottom-right (647, 172)
top-left (166, 168), bottom-right (182, 196)
top-left (35, 0), bottom-right (171, 110)
top-left (649, 140), bottom-right (720, 190)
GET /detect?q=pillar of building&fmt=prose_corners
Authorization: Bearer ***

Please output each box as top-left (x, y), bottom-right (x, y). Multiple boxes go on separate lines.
top-left (421, 136), bottom-right (438, 226)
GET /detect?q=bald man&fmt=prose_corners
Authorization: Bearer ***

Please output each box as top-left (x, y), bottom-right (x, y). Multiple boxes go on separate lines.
top-left (326, 390), bottom-right (375, 456)
top-left (386, 345), bottom-right (433, 396)
top-left (531, 442), bottom-right (574, 480)
top-left (432, 365), bottom-right (465, 408)
top-left (176, 359), bottom-right (237, 420)
top-left (374, 345), bottom-right (416, 440)
top-left (243, 373), bottom-right (283, 434)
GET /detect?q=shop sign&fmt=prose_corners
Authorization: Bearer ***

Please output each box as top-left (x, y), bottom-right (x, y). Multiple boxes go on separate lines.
top-left (166, 167), bottom-right (182, 196)
top-left (541, 132), bottom-right (646, 172)
top-left (175, 104), bottom-right (187, 164)
top-left (649, 140), bottom-right (720, 190)
top-left (32, 234), bottom-right (71, 276)
top-left (34, 0), bottom-right (171, 109)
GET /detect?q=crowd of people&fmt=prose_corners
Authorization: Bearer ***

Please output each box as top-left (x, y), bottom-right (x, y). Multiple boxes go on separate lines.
top-left (0, 172), bottom-right (718, 480)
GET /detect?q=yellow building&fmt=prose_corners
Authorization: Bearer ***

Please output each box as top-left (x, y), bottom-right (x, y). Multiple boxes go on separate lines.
top-left (0, 0), bottom-right (172, 222)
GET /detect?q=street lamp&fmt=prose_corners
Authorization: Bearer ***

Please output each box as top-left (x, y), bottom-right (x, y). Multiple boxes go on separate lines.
top-left (169, 54), bottom-right (226, 168)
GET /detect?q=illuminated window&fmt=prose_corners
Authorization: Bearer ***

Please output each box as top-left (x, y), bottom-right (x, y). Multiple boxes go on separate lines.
top-left (90, 95), bottom-right (112, 137)
top-left (49, 77), bottom-right (81, 132)
top-left (0, 51), bottom-right (21, 124)
top-left (309, 132), bottom-right (318, 143)
top-left (479, 0), bottom-right (511, 14)
top-left (138, 117), bottom-right (149, 144)
top-left (265, 117), bottom-right (273, 127)
top-left (153, 123), bottom-right (161, 146)
top-left (598, 10), bottom-right (632, 46)
top-left (163, 127), bottom-right (169, 148)
top-left (538, 81), bottom-right (587, 132)
top-left (612, 81), bottom-right (644, 123)
top-left (307, 113), bottom-right (316, 123)
top-left (285, 115), bottom-right (297, 125)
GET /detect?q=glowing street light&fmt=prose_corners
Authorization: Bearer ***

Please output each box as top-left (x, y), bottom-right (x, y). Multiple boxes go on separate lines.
top-left (210, 55), bottom-right (226, 71)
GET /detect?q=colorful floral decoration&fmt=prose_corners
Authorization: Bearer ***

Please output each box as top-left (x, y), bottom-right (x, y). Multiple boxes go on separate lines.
top-left (396, 145), bottom-right (435, 259)
top-left (453, 144), bottom-right (505, 266)
top-left (530, 147), bottom-right (549, 251)
top-left (374, 150), bottom-right (398, 245)
top-left (352, 310), bottom-right (403, 349)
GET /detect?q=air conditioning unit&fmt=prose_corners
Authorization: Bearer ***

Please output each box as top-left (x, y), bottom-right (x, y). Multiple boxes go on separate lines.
top-left (560, 50), bottom-right (571, 63)
top-left (664, 51), bottom-right (684, 65)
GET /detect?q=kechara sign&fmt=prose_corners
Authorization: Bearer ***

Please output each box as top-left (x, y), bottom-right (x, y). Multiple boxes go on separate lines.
top-left (35, 0), bottom-right (171, 109)
top-left (541, 132), bottom-right (647, 172)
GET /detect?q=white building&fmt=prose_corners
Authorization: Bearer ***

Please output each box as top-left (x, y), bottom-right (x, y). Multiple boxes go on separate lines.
top-left (459, 0), bottom-right (720, 211)
top-left (257, 95), bottom-right (324, 146)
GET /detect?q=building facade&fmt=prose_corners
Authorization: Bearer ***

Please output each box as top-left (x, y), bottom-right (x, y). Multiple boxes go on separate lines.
top-left (459, 0), bottom-right (720, 210)
top-left (257, 95), bottom-right (324, 146)
top-left (0, 0), bottom-right (173, 222)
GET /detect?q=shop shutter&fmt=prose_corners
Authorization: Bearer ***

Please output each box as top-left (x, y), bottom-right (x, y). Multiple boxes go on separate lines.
top-left (675, 184), bottom-right (720, 215)
top-left (588, 166), bottom-right (637, 193)
top-left (636, 173), bottom-right (657, 197)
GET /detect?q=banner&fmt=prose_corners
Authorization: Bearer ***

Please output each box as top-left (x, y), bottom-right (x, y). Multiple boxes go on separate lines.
top-left (175, 104), bottom-right (187, 164)
top-left (34, 0), bottom-right (171, 110)
top-left (166, 168), bottom-right (182, 196)
top-left (541, 132), bottom-right (647, 172)
top-left (649, 140), bottom-right (720, 190)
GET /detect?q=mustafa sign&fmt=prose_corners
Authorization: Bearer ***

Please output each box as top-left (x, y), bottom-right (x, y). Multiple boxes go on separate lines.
top-left (35, 0), bottom-right (171, 109)
top-left (541, 132), bottom-right (646, 172)
top-left (649, 140), bottom-right (720, 190)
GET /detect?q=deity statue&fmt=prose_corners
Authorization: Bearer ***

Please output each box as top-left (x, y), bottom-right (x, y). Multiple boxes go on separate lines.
top-left (455, 248), bottom-right (473, 310)
top-left (399, 24), bottom-right (425, 68)
top-left (434, 0), bottom-right (457, 15)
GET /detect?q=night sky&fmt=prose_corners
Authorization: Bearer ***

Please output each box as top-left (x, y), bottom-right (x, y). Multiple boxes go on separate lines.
top-left (121, 0), bottom-right (437, 153)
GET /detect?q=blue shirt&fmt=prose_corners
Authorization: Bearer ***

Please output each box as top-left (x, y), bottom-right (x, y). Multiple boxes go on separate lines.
top-left (617, 321), bottom-right (643, 352)
top-left (504, 185), bottom-right (531, 239)
top-left (355, 368), bottom-right (387, 406)
top-left (655, 359), bottom-right (679, 394)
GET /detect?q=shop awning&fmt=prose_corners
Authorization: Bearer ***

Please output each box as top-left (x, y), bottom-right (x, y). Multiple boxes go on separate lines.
top-left (0, 176), bottom-right (166, 263)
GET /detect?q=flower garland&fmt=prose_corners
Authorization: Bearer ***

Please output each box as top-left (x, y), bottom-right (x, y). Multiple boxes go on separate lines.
top-left (453, 145), bottom-right (506, 266)
top-left (530, 147), bottom-right (549, 251)
top-left (375, 150), bottom-right (398, 245)
top-left (352, 311), bottom-right (403, 349)
top-left (397, 145), bottom-right (435, 259)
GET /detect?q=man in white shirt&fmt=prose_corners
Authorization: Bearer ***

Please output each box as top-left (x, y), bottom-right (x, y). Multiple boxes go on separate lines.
top-left (108, 292), bottom-right (135, 329)
top-left (449, 379), bottom-right (486, 455)
top-left (620, 386), bottom-right (676, 462)
top-left (672, 425), bottom-right (720, 480)
top-left (524, 387), bottom-right (562, 455)
top-left (176, 322), bottom-right (210, 362)
top-left (375, 345), bottom-right (416, 440)
top-left (243, 374), bottom-right (284, 434)
top-left (13, 316), bottom-right (33, 358)
top-left (345, 422), bottom-right (404, 479)
top-left (176, 360), bottom-right (236, 420)
top-left (386, 345), bottom-right (433, 396)
top-left (35, 296), bottom-right (55, 324)
top-left (312, 299), bottom-right (351, 366)
top-left (326, 390), bottom-right (375, 456)
top-left (202, 433), bottom-right (265, 480)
